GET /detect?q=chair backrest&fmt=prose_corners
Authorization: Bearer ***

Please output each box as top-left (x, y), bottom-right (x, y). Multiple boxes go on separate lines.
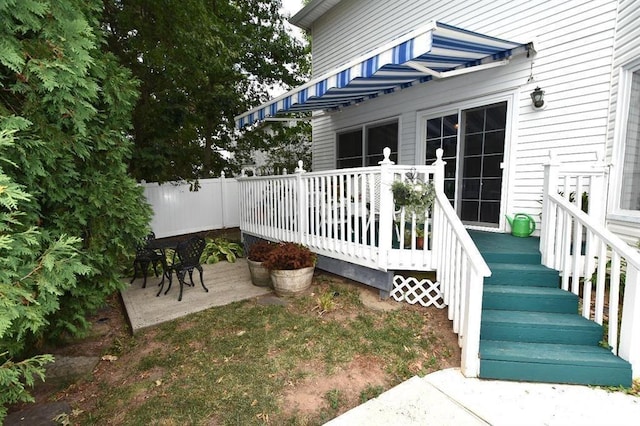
top-left (136, 232), bottom-right (158, 255)
top-left (175, 236), bottom-right (206, 267)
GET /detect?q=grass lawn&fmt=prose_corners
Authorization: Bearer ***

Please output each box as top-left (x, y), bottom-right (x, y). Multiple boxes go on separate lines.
top-left (55, 273), bottom-right (459, 425)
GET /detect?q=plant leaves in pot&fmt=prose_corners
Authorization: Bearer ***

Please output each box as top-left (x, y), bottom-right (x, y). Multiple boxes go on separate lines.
top-left (262, 242), bottom-right (317, 296)
top-left (247, 240), bottom-right (276, 287)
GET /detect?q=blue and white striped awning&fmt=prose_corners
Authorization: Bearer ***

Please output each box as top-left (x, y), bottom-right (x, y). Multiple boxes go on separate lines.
top-left (235, 21), bottom-right (531, 128)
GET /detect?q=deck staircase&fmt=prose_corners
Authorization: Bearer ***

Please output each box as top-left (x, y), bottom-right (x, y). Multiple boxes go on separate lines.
top-left (469, 230), bottom-right (632, 387)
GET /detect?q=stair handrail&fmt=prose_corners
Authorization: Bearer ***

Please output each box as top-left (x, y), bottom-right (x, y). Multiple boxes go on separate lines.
top-left (548, 192), bottom-right (640, 271)
top-left (542, 153), bottom-right (640, 378)
top-left (431, 156), bottom-right (491, 376)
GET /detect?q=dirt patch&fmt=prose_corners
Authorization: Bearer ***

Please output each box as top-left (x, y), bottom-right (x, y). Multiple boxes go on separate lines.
top-left (282, 355), bottom-right (389, 418)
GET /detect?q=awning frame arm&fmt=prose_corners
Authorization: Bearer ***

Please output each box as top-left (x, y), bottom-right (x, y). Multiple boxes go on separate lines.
top-left (405, 59), bottom-right (510, 79)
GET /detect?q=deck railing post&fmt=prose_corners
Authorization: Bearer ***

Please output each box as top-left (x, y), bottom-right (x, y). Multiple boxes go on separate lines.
top-left (541, 151), bottom-right (560, 266)
top-left (432, 148), bottom-right (445, 193)
top-left (295, 160), bottom-right (306, 245)
top-left (377, 147), bottom-right (395, 269)
top-left (619, 265), bottom-right (640, 377)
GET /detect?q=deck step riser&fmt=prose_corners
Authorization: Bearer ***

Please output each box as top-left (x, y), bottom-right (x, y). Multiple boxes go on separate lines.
top-left (482, 293), bottom-right (578, 314)
top-left (479, 360), bottom-right (632, 387)
top-left (481, 252), bottom-right (541, 265)
top-left (480, 323), bottom-right (602, 345)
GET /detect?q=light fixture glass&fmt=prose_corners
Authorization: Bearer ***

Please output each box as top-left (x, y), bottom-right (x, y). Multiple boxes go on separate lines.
top-left (530, 86), bottom-right (545, 108)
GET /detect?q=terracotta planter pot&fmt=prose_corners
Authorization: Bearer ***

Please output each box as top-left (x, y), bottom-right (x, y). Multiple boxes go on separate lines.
top-left (247, 259), bottom-right (272, 287)
top-left (270, 266), bottom-right (314, 296)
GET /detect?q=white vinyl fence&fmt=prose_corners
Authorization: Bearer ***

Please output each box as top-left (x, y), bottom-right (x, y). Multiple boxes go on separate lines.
top-left (142, 175), bottom-right (240, 238)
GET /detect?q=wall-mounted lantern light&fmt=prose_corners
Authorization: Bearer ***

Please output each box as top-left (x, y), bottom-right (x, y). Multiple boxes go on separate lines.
top-left (530, 86), bottom-right (545, 109)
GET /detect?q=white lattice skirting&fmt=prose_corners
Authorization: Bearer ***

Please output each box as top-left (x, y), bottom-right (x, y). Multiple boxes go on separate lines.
top-left (391, 275), bottom-right (445, 308)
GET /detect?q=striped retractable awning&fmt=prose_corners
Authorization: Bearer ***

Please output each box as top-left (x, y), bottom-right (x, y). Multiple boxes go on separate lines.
top-left (235, 21), bottom-right (531, 128)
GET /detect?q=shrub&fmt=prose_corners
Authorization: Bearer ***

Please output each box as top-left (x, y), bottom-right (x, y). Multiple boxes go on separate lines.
top-left (200, 238), bottom-right (244, 264)
top-left (247, 240), bottom-right (276, 262)
top-left (262, 242), bottom-right (317, 270)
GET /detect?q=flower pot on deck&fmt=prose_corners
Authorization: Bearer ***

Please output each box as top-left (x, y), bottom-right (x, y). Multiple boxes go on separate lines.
top-left (247, 259), bottom-right (272, 287)
top-left (270, 266), bottom-right (314, 296)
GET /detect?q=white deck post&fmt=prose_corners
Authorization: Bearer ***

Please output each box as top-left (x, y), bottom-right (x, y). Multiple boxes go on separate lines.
top-left (619, 265), bottom-right (640, 378)
top-left (295, 160), bottom-right (306, 245)
top-left (432, 148), bottom-right (445, 192)
top-left (377, 148), bottom-right (394, 270)
top-left (541, 151), bottom-right (559, 266)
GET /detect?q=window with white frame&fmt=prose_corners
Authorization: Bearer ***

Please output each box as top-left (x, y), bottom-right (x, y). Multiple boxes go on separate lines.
top-left (336, 120), bottom-right (398, 168)
top-left (621, 70), bottom-right (640, 211)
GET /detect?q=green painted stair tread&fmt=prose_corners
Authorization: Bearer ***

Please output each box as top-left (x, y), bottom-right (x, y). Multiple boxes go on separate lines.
top-left (483, 285), bottom-right (578, 313)
top-left (480, 340), bottom-right (630, 368)
top-left (469, 230), bottom-right (542, 264)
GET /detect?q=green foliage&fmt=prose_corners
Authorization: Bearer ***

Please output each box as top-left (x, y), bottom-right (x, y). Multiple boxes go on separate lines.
top-left (0, 130), bottom-right (90, 420)
top-left (391, 179), bottom-right (436, 222)
top-left (0, 353), bottom-right (54, 420)
top-left (241, 120), bottom-right (312, 175)
top-left (103, 0), bottom-right (310, 182)
top-left (200, 238), bottom-right (244, 264)
top-left (0, 0), bottom-right (152, 343)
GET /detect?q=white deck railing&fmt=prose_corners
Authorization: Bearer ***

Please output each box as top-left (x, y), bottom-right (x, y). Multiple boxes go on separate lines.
top-left (541, 152), bottom-right (640, 377)
top-left (432, 190), bottom-right (492, 376)
top-left (238, 148), bottom-right (490, 376)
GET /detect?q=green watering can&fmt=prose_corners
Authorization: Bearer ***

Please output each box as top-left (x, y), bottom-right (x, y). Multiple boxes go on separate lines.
top-left (506, 213), bottom-right (536, 237)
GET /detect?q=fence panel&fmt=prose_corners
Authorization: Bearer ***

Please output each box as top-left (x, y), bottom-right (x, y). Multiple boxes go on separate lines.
top-left (142, 177), bottom-right (240, 238)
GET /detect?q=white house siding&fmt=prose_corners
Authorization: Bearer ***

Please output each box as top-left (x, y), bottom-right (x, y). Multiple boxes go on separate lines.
top-left (606, 0), bottom-right (640, 244)
top-left (304, 0), bottom-right (618, 230)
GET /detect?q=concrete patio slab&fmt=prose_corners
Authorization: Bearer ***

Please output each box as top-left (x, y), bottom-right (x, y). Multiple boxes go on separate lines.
top-left (327, 368), bottom-right (640, 425)
top-left (121, 259), bottom-right (272, 333)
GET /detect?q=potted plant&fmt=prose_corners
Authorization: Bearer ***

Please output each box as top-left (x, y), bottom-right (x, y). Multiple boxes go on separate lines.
top-left (391, 179), bottom-right (436, 220)
top-left (246, 240), bottom-right (276, 287)
top-left (262, 242), bottom-right (317, 296)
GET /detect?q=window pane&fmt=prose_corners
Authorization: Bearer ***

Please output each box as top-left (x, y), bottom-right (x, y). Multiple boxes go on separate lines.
top-left (484, 130), bottom-right (505, 154)
top-left (427, 118), bottom-right (442, 139)
top-left (367, 122), bottom-right (398, 158)
top-left (465, 109), bottom-right (484, 133)
top-left (485, 104), bottom-right (507, 130)
top-left (426, 139), bottom-right (441, 160)
top-left (443, 136), bottom-right (457, 157)
top-left (621, 71), bottom-right (640, 210)
top-left (480, 201), bottom-right (500, 223)
top-left (482, 154), bottom-right (503, 178)
top-left (464, 134), bottom-right (483, 156)
top-left (463, 156), bottom-right (482, 177)
top-left (461, 201), bottom-right (479, 221)
top-left (462, 178), bottom-right (480, 199)
top-left (443, 114), bottom-right (458, 136)
top-left (337, 158), bottom-right (363, 169)
top-left (337, 130), bottom-right (362, 159)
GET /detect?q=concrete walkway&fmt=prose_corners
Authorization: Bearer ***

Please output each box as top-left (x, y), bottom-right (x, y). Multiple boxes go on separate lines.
top-left (121, 258), bottom-right (272, 332)
top-left (327, 368), bottom-right (640, 425)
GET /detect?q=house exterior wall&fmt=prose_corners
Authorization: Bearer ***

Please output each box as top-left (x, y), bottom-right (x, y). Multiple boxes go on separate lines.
top-left (606, 0), bottom-right (640, 244)
top-left (303, 0), bottom-right (618, 232)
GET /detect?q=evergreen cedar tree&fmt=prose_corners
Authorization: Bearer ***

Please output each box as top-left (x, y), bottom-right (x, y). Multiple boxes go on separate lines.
top-left (0, 1), bottom-right (151, 417)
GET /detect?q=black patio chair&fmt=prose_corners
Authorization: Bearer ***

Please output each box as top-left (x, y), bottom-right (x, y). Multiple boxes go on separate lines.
top-left (130, 232), bottom-right (164, 288)
top-left (162, 236), bottom-right (208, 301)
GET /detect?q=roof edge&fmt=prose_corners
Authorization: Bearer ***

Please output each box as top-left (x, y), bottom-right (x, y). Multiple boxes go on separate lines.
top-left (289, 0), bottom-right (343, 31)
